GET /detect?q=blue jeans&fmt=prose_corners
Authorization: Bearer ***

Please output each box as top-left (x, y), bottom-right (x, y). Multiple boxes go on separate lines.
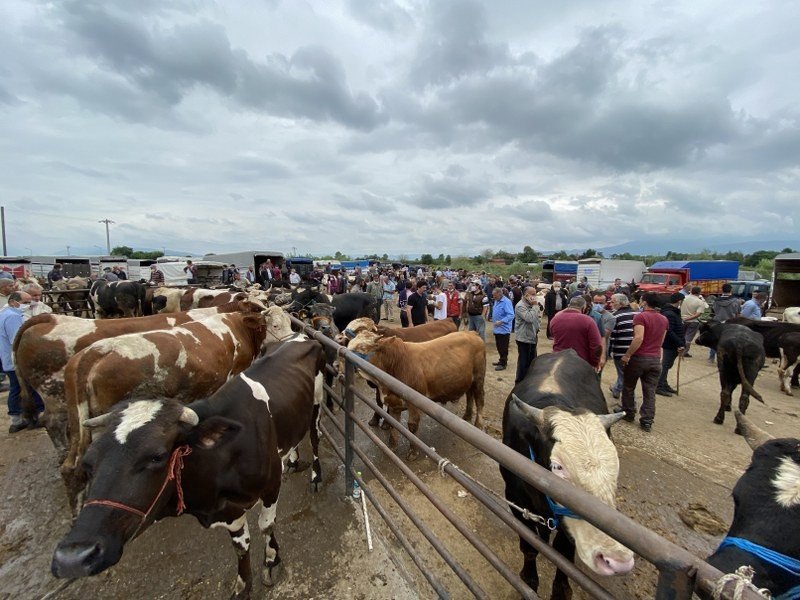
top-left (468, 315), bottom-right (486, 340)
top-left (5, 370), bottom-right (44, 417)
top-left (611, 357), bottom-right (626, 396)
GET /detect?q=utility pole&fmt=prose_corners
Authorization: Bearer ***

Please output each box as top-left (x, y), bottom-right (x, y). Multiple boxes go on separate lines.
top-left (0, 206), bottom-right (6, 256)
top-left (98, 218), bottom-right (114, 255)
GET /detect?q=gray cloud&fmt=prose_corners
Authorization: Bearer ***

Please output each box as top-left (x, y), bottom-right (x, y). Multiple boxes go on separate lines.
top-left (347, 0), bottom-right (414, 33)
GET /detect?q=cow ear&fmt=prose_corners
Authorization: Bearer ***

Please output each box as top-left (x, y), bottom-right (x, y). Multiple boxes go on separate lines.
top-left (189, 416), bottom-right (242, 450)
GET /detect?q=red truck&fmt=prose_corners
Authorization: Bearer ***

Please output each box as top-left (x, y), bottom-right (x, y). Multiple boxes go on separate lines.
top-left (637, 260), bottom-right (740, 295)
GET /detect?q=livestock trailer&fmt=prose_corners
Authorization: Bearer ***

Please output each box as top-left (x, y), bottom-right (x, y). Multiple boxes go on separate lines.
top-left (771, 253), bottom-right (800, 308)
top-left (156, 260), bottom-right (227, 287)
top-left (541, 260), bottom-right (578, 284)
top-left (27, 256), bottom-right (92, 279)
top-left (577, 258), bottom-right (647, 289)
top-left (285, 257), bottom-right (314, 280)
top-left (0, 257), bottom-right (31, 278)
top-left (203, 250), bottom-right (284, 276)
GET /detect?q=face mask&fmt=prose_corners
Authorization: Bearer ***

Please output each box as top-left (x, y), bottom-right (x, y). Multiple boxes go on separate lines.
top-left (18, 303), bottom-right (30, 310)
top-left (30, 300), bottom-right (39, 307)
top-left (593, 303), bottom-right (604, 312)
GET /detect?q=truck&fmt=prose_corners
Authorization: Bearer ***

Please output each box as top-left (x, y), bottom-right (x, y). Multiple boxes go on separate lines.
top-left (728, 280), bottom-right (771, 302)
top-left (637, 260), bottom-right (740, 295)
top-left (577, 258), bottom-right (647, 290)
top-left (541, 260), bottom-right (578, 284)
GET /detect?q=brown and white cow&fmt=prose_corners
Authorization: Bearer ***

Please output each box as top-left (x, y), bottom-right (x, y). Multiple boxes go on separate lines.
top-left (14, 299), bottom-right (264, 456)
top-left (347, 330), bottom-right (486, 460)
top-left (52, 337), bottom-right (326, 597)
top-left (60, 311), bottom-right (269, 506)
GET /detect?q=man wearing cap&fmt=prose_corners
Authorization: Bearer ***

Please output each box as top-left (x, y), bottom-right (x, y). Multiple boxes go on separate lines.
top-left (148, 264), bottom-right (165, 286)
top-left (102, 266), bottom-right (119, 282)
top-left (462, 279), bottom-right (488, 340)
top-left (47, 263), bottom-right (64, 286)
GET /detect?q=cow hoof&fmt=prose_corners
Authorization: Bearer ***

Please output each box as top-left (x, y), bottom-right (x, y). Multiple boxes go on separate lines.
top-left (725, 405), bottom-right (732, 412)
top-left (407, 447), bottom-right (420, 462)
top-left (368, 414), bottom-right (381, 427)
top-left (713, 416), bottom-right (724, 425)
top-left (462, 411), bottom-right (473, 423)
top-left (262, 561), bottom-right (283, 587)
top-left (379, 420), bottom-right (391, 431)
top-left (286, 459), bottom-right (310, 474)
top-left (231, 577), bottom-right (251, 600)
top-left (734, 425), bottom-right (742, 435)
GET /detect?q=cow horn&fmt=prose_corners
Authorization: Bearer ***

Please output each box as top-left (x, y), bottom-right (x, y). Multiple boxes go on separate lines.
top-left (179, 407), bottom-right (199, 426)
top-left (734, 411), bottom-right (773, 452)
top-left (511, 394), bottom-right (546, 428)
top-left (83, 412), bottom-right (114, 429)
top-left (598, 412), bottom-right (628, 429)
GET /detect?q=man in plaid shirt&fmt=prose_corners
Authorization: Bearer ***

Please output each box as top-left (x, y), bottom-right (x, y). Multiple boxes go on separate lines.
top-left (148, 264), bottom-right (165, 286)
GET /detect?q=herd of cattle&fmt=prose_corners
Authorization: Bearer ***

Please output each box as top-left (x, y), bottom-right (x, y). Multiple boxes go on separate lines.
top-left (9, 280), bottom-right (800, 599)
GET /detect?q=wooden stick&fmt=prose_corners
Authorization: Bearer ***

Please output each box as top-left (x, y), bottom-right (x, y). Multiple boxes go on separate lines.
top-left (361, 487), bottom-right (373, 552)
top-left (676, 352), bottom-right (683, 395)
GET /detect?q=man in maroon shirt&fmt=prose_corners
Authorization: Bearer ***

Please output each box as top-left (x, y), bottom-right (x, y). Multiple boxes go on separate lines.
top-left (619, 292), bottom-right (669, 432)
top-left (550, 296), bottom-right (603, 369)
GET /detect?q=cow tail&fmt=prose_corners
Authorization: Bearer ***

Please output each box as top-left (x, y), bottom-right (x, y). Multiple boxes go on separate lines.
top-left (736, 354), bottom-right (764, 403)
top-left (12, 318), bottom-right (40, 418)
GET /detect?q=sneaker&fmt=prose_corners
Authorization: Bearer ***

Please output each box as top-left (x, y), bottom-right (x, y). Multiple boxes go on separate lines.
top-left (640, 421), bottom-right (652, 432)
top-left (655, 387), bottom-right (673, 397)
top-left (665, 385), bottom-right (677, 394)
top-left (492, 361), bottom-right (502, 367)
top-left (9, 420), bottom-right (30, 434)
top-left (494, 364), bottom-right (507, 371)
top-left (609, 387), bottom-right (620, 400)
top-left (611, 404), bottom-right (635, 422)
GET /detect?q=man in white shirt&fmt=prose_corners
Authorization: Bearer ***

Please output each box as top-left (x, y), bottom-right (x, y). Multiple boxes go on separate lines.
top-left (289, 269), bottom-right (301, 285)
top-left (432, 284), bottom-right (447, 321)
top-left (680, 286), bottom-right (708, 357)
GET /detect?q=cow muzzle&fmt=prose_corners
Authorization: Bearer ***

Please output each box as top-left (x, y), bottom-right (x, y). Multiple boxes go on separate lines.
top-left (592, 549), bottom-right (635, 576)
top-left (52, 537), bottom-right (118, 579)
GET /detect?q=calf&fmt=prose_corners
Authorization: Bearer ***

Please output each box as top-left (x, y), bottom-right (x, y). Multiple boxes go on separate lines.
top-left (783, 307), bottom-right (800, 324)
top-left (346, 330), bottom-right (485, 460)
top-left (501, 350), bottom-right (634, 599)
top-left (726, 317), bottom-right (800, 396)
top-left (696, 322), bottom-right (765, 429)
top-left (52, 337), bottom-right (326, 598)
top-left (704, 412), bottom-right (800, 599)
top-left (90, 279), bottom-right (146, 318)
top-left (61, 311), bottom-right (268, 508)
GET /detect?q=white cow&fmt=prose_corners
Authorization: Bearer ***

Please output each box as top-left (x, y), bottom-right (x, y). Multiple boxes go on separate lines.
top-left (783, 307), bottom-right (800, 324)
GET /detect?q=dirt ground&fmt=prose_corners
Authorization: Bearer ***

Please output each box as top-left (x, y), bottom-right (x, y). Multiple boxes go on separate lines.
top-left (1, 316), bottom-right (798, 599)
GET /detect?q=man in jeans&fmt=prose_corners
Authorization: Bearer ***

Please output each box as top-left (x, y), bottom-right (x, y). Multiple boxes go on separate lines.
top-left (656, 293), bottom-right (685, 396)
top-left (619, 293), bottom-right (669, 432)
top-left (491, 287), bottom-right (515, 371)
top-left (514, 286), bottom-right (540, 383)
top-left (608, 293), bottom-right (636, 399)
top-left (680, 286), bottom-right (707, 357)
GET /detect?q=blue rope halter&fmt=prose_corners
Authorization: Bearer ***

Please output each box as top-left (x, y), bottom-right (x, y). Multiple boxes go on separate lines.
top-left (717, 537), bottom-right (800, 600)
top-left (528, 445), bottom-right (584, 528)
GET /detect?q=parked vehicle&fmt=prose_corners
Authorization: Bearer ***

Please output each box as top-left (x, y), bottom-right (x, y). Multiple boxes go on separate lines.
top-left (577, 259), bottom-right (647, 290)
top-left (637, 260), bottom-right (739, 295)
top-left (542, 260), bottom-right (578, 284)
top-left (728, 280), bottom-right (771, 301)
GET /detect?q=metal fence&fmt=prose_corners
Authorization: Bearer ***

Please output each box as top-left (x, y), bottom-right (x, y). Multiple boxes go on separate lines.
top-left (42, 288), bottom-right (95, 318)
top-left (288, 315), bottom-right (762, 600)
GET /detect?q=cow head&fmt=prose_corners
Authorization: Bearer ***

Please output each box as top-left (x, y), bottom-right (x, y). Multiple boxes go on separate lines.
top-left (510, 396), bottom-right (634, 576)
top-left (695, 321), bottom-right (724, 349)
top-left (52, 399), bottom-right (242, 579)
top-left (310, 304), bottom-right (338, 337)
top-left (336, 317), bottom-right (378, 346)
top-left (262, 306), bottom-right (294, 342)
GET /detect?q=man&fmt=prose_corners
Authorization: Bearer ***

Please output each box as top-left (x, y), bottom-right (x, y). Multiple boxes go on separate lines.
top-left (544, 281), bottom-right (569, 340)
top-left (444, 280), bottom-right (461, 328)
top-left (1, 291), bottom-right (46, 432)
top-left (113, 265), bottom-right (128, 280)
top-left (405, 283), bottom-right (428, 327)
top-left (592, 293), bottom-right (616, 372)
top-left (148, 264), bottom-right (165, 286)
top-left (382, 275), bottom-right (396, 321)
top-left (47, 263), bottom-right (64, 286)
top-left (710, 283), bottom-right (741, 323)
top-left (21, 283), bottom-right (52, 320)
top-left (221, 264), bottom-right (231, 285)
top-left (245, 266), bottom-right (257, 284)
top-left (289, 268), bottom-right (302, 286)
top-left (431, 283), bottom-right (447, 321)
top-left (741, 292), bottom-right (766, 319)
top-left (184, 260), bottom-right (199, 285)
top-left (0, 279), bottom-right (15, 309)
top-left (680, 286), bottom-right (707, 357)
top-left (491, 287), bottom-right (514, 371)
top-left (366, 274), bottom-right (383, 318)
top-left (656, 293), bottom-right (685, 396)
top-left (514, 286), bottom-right (540, 383)
top-left (619, 293), bottom-right (669, 432)
top-left (102, 267), bottom-right (119, 282)
top-left (463, 279), bottom-right (488, 340)
top-left (260, 261), bottom-right (273, 285)
top-left (608, 293), bottom-right (636, 399)
top-left (550, 296), bottom-right (603, 369)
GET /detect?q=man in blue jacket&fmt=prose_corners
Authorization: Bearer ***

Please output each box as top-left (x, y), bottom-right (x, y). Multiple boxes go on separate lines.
top-left (491, 287), bottom-right (515, 371)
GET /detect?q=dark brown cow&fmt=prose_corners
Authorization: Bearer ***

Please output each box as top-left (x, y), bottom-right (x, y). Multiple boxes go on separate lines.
top-left (52, 337), bottom-right (326, 597)
top-left (347, 330), bottom-right (486, 460)
top-left (13, 299), bottom-right (263, 457)
top-left (61, 311), bottom-right (269, 506)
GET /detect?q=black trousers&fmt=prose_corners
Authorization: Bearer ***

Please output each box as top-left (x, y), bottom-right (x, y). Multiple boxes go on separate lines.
top-left (515, 341), bottom-right (538, 383)
top-left (495, 333), bottom-right (510, 366)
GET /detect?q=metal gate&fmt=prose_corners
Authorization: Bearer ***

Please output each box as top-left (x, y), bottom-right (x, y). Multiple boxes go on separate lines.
top-left (289, 315), bottom-right (763, 600)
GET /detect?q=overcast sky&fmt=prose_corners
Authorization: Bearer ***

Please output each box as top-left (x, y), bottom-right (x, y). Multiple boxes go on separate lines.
top-left (1, 0), bottom-right (798, 258)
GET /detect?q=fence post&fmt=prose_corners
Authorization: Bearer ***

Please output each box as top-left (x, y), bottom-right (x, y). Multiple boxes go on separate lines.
top-left (655, 564), bottom-right (694, 600)
top-left (343, 358), bottom-right (355, 496)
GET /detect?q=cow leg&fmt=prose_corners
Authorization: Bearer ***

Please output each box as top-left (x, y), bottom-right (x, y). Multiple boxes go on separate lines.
top-left (369, 385), bottom-right (383, 428)
top-left (792, 362), bottom-right (800, 388)
top-left (310, 403), bottom-right (322, 492)
top-left (259, 494), bottom-right (282, 587)
top-left (464, 382), bottom-right (485, 430)
top-left (406, 407), bottom-right (421, 461)
top-left (551, 529), bottom-right (575, 600)
top-left (387, 406), bottom-right (402, 450)
top-left (212, 513), bottom-right (252, 599)
top-left (285, 446), bottom-right (300, 472)
top-left (508, 507), bottom-right (546, 593)
top-left (713, 389), bottom-right (732, 425)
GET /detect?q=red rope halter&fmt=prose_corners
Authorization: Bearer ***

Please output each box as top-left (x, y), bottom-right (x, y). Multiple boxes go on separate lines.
top-left (84, 444), bottom-right (192, 522)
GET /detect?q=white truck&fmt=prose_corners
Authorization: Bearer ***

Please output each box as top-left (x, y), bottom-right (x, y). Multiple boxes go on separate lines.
top-left (577, 258), bottom-right (647, 290)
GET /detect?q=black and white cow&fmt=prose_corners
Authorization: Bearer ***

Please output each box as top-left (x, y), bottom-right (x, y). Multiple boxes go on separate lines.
top-left (90, 279), bottom-right (146, 318)
top-left (52, 336), bottom-right (326, 598)
top-left (288, 287), bottom-right (378, 331)
top-left (696, 322), bottom-right (765, 429)
top-left (727, 317), bottom-right (800, 396)
top-left (500, 350), bottom-right (634, 600)
top-left (704, 411), bottom-right (800, 599)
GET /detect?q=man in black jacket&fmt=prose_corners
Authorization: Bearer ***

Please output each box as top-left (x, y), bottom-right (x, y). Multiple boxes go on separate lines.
top-left (543, 281), bottom-right (569, 340)
top-left (657, 293), bottom-right (685, 396)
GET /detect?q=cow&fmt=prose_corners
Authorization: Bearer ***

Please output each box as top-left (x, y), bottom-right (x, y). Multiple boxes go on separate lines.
top-left (52, 337), bottom-right (326, 598)
top-left (14, 299), bottom-right (264, 455)
top-left (346, 329), bottom-right (485, 460)
top-left (337, 316), bottom-right (458, 427)
top-left (726, 317), bottom-right (800, 396)
top-left (60, 311), bottom-right (269, 507)
top-left (49, 277), bottom-right (92, 317)
top-left (783, 307), bottom-right (800, 324)
top-left (500, 350), bottom-right (634, 599)
top-left (152, 287), bottom-right (248, 313)
top-left (703, 411), bottom-right (800, 599)
top-left (695, 322), bottom-right (765, 429)
top-left (288, 287), bottom-right (378, 331)
top-left (777, 332), bottom-right (800, 396)
top-left (308, 304), bottom-right (341, 413)
top-left (90, 279), bottom-right (147, 318)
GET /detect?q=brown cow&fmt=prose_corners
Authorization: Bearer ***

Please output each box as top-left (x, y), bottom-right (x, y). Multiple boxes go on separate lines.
top-left (13, 299), bottom-right (264, 456)
top-left (61, 310), bottom-right (269, 508)
top-left (347, 330), bottom-right (486, 460)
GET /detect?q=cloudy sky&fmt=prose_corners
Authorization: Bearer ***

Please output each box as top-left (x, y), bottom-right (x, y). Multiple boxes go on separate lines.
top-left (1, 0), bottom-right (798, 258)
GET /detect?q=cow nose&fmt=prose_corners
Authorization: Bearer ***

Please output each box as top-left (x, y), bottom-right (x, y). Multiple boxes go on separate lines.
top-left (593, 551), bottom-right (634, 576)
top-left (52, 541), bottom-right (105, 578)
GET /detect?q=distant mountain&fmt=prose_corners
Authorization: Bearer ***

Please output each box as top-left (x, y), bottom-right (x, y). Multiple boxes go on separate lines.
top-left (565, 238), bottom-right (798, 257)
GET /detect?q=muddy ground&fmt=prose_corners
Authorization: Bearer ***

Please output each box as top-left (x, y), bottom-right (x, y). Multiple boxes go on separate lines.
top-left (1, 318), bottom-right (798, 599)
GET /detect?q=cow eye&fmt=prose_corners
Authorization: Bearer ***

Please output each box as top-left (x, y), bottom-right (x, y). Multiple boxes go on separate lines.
top-left (550, 462), bottom-right (563, 471)
top-left (150, 452), bottom-right (168, 465)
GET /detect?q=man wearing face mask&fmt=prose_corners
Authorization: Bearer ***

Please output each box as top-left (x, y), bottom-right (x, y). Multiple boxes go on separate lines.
top-left (514, 286), bottom-right (541, 383)
top-left (0, 292), bottom-right (46, 432)
top-left (543, 281), bottom-right (569, 340)
top-left (462, 279), bottom-right (489, 340)
top-left (21, 283), bottom-right (53, 320)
